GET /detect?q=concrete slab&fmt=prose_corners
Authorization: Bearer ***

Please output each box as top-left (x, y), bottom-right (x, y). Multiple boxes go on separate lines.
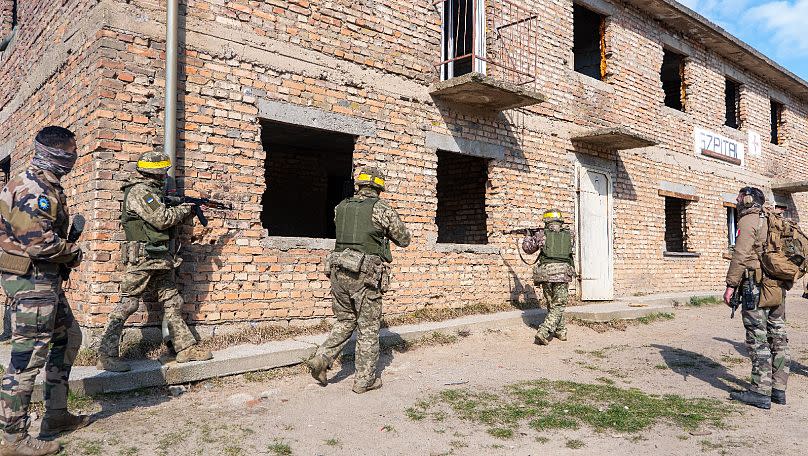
top-left (0, 292), bottom-right (719, 396)
top-left (572, 127), bottom-right (658, 150)
top-left (429, 72), bottom-right (546, 111)
top-left (771, 180), bottom-right (808, 194)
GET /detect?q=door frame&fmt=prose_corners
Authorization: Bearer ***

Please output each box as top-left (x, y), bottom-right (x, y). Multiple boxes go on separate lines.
top-left (574, 161), bottom-right (615, 301)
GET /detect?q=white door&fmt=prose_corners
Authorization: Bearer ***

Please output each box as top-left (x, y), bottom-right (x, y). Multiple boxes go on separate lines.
top-left (579, 169), bottom-right (614, 300)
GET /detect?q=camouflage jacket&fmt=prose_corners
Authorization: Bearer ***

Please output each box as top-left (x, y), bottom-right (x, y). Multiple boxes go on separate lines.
top-left (122, 175), bottom-right (193, 236)
top-left (337, 187), bottom-right (411, 250)
top-left (0, 167), bottom-right (78, 264)
top-left (523, 227), bottom-right (576, 283)
top-left (726, 206), bottom-right (767, 287)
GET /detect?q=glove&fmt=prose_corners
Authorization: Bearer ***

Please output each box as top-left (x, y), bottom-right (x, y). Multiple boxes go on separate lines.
top-left (66, 248), bottom-right (83, 269)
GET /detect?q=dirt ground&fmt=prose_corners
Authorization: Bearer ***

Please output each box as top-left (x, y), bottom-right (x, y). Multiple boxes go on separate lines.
top-left (46, 296), bottom-right (808, 455)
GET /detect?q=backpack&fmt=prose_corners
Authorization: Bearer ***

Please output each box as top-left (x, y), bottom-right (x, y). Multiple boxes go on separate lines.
top-left (760, 208), bottom-right (808, 282)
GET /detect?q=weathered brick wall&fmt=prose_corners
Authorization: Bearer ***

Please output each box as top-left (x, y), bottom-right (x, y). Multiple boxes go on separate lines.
top-left (0, 0), bottom-right (13, 39)
top-left (435, 151), bottom-right (489, 245)
top-left (2, 0), bottom-right (808, 332)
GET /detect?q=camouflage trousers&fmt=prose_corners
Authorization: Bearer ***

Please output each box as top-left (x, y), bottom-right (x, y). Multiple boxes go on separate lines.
top-left (537, 282), bottom-right (568, 339)
top-left (1, 279), bottom-right (81, 434)
top-left (99, 268), bottom-right (197, 357)
top-left (316, 267), bottom-right (383, 389)
top-left (742, 303), bottom-right (789, 395)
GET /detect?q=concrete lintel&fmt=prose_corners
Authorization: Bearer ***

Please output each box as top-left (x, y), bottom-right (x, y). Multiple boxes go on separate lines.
top-left (260, 236), bottom-right (336, 251)
top-left (722, 193), bottom-right (738, 205)
top-left (429, 72), bottom-right (546, 112)
top-left (771, 180), bottom-right (808, 194)
top-left (575, 0), bottom-right (618, 16)
top-left (257, 99), bottom-right (376, 137)
top-left (433, 243), bottom-right (501, 255)
top-left (659, 181), bottom-right (697, 198)
top-left (425, 132), bottom-right (504, 160)
top-left (572, 127), bottom-right (657, 150)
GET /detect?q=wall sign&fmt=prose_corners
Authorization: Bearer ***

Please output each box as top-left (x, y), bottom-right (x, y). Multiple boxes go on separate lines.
top-left (694, 127), bottom-right (744, 165)
top-left (747, 130), bottom-right (762, 157)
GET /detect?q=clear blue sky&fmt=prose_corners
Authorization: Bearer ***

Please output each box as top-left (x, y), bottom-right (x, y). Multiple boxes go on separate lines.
top-left (679, 0), bottom-right (808, 81)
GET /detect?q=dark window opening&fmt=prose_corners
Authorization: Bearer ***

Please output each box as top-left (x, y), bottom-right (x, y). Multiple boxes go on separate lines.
top-left (727, 206), bottom-right (737, 248)
top-left (664, 197), bottom-right (689, 253)
top-left (0, 156), bottom-right (9, 186)
top-left (770, 100), bottom-right (783, 145)
top-left (724, 78), bottom-right (741, 129)
top-left (436, 150), bottom-right (488, 244)
top-left (442, 0), bottom-right (475, 79)
top-left (260, 120), bottom-right (354, 238)
top-left (661, 49), bottom-right (685, 111)
top-left (573, 4), bottom-right (604, 80)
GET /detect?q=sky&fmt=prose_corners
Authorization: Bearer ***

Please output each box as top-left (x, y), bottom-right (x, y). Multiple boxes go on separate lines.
top-left (678, 0), bottom-right (808, 81)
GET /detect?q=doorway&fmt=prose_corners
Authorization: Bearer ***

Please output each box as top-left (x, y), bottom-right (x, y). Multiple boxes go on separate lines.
top-left (578, 167), bottom-right (614, 300)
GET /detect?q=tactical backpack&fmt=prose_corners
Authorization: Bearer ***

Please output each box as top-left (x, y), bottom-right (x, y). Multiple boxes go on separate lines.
top-left (760, 208), bottom-right (808, 282)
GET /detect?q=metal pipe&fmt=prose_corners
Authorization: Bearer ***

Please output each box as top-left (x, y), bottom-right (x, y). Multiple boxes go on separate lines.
top-left (164, 0), bottom-right (178, 186)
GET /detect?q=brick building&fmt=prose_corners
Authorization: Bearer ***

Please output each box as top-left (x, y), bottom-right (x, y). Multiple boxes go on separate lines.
top-left (1, 0), bottom-right (807, 338)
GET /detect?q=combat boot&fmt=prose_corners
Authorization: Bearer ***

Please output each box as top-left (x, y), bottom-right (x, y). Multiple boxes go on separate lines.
top-left (554, 330), bottom-right (567, 342)
top-left (39, 409), bottom-right (92, 438)
top-left (306, 354), bottom-right (330, 386)
top-left (729, 390), bottom-right (771, 409)
top-left (534, 333), bottom-right (549, 346)
top-left (0, 432), bottom-right (60, 456)
top-left (175, 346), bottom-right (213, 363)
top-left (771, 389), bottom-right (786, 405)
top-left (352, 377), bottom-right (382, 394)
top-left (96, 355), bottom-right (131, 372)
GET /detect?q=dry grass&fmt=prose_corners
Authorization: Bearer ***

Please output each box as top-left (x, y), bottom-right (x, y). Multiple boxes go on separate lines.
top-left (568, 312), bottom-right (675, 333)
top-left (382, 301), bottom-right (538, 328)
top-left (198, 321), bottom-right (331, 352)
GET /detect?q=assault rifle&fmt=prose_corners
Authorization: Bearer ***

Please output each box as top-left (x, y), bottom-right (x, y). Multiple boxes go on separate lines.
top-left (61, 214), bottom-right (86, 281)
top-left (502, 227), bottom-right (543, 236)
top-left (164, 195), bottom-right (233, 227)
top-left (730, 269), bottom-right (757, 318)
top-left (729, 287), bottom-right (741, 319)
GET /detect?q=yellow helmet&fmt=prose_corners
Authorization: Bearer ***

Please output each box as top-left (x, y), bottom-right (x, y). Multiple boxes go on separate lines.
top-left (356, 166), bottom-right (385, 191)
top-left (136, 151), bottom-right (171, 175)
top-left (543, 209), bottom-right (564, 223)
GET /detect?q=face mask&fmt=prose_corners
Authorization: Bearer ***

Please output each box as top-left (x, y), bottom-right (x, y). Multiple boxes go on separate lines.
top-left (31, 140), bottom-right (78, 177)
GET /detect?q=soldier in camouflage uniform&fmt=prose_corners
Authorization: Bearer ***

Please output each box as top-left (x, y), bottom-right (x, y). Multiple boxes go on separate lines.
top-left (96, 152), bottom-right (212, 373)
top-left (523, 209), bottom-right (575, 345)
top-left (0, 127), bottom-right (91, 456)
top-left (306, 166), bottom-right (411, 393)
top-left (723, 187), bottom-right (788, 409)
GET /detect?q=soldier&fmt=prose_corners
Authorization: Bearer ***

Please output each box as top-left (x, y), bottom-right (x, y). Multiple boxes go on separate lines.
top-left (0, 127), bottom-right (90, 455)
top-left (96, 152), bottom-right (212, 372)
top-left (306, 166), bottom-right (411, 393)
top-left (723, 187), bottom-right (788, 409)
top-left (522, 209), bottom-right (575, 345)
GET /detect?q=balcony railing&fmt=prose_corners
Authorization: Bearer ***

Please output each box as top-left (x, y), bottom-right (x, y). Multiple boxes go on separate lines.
top-left (435, 0), bottom-right (538, 86)
top-left (430, 0), bottom-right (544, 111)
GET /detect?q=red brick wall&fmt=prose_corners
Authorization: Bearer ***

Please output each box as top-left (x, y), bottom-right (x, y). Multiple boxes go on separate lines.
top-left (1, 0), bottom-right (808, 331)
top-left (0, 0), bottom-right (13, 39)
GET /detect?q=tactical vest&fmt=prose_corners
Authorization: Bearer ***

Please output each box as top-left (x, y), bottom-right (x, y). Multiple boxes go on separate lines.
top-left (334, 197), bottom-right (392, 263)
top-left (121, 185), bottom-right (170, 253)
top-left (540, 228), bottom-right (573, 265)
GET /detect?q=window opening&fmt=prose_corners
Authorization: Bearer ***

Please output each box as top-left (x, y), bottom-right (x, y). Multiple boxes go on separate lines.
top-left (573, 4), bottom-right (605, 80)
top-left (260, 120), bottom-right (355, 238)
top-left (770, 100), bottom-right (783, 145)
top-left (724, 78), bottom-right (741, 129)
top-left (0, 156), bottom-right (9, 186)
top-left (664, 197), bottom-right (689, 253)
top-left (727, 206), bottom-right (737, 248)
top-left (440, 0), bottom-right (485, 80)
top-left (436, 150), bottom-right (488, 244)
top-left (661, 49), bottom-right (685, 111)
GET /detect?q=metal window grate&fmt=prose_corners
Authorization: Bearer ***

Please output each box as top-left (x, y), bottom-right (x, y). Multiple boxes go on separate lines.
top-left (435, 0), bottom-right (538, 86)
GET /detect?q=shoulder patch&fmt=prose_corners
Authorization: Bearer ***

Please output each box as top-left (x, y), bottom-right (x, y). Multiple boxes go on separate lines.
top-left (37, 195), bottom-right (51, 212)
top-left (143, 193), bottom-right (160, 210)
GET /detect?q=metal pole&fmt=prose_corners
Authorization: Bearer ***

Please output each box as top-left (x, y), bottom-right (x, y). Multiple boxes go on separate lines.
top-left (164, 0), bottom-right (178, 188)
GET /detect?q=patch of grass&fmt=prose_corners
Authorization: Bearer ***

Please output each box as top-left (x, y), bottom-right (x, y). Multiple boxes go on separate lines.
top-left (157, 429), bottom-right (190, 453)
top-left (487, 427), bottom-right (513, 439)
top-left (119, 447), bottom-right (140, 455)
top-left (535, 436), bottom-right (550, 444)
top-left (636, 312), bottom-right (675, 325)
top-left (224, 446), bottom-right (243, 456)
top-left (199, 321), bottom-right (331, 352)
top-left (381, 424), bottom-right (396, 433)
top-left (323, 437), bottom-right (342, 446)
top-left (242, 365), bottom-right (307, 383)
top-left (566, 439), bottom-right (585, 449)
top-left (688, 296), bottom-right (721, 307)
top-left (78, 440), bottom-right (103, 455)
top-left (267, 440), bottom-right (293, 456)
top-left (654, 364), bottom-right (669, 370)
top-left (677, 434), bottom-right (689, 441)
top-left (595, 377), bottom-right (614, 385)
top-left (73, 347), bottom-right (99, 367)
top-left (382, 302), bottom-right (538, 328)
top-left (67, 391), bottom-right (96, 412)
top-left (449, 440), bottom-right (467, 449)
top-left (720, 355), bottom-right (745, 366)
top-left (407, 379), bottom-right (732, 439)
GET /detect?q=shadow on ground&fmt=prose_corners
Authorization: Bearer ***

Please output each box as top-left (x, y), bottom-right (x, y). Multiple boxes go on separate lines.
top-left (651, 344), bottom-right (749, 393)
top-left (714, 336), bottom-right (808, 378)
